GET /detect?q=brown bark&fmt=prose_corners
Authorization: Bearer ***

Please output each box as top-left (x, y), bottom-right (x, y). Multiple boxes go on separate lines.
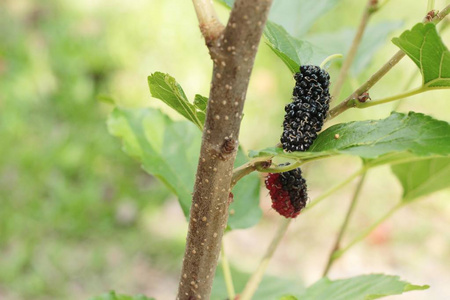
top-left (177, 1), bottom-right (273, 299)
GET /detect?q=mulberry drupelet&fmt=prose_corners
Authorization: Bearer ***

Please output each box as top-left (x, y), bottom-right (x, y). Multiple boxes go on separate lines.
top-left (265, 166), bottom-right (308, 218)
top-left (281, 65), bottom-right (331, 152)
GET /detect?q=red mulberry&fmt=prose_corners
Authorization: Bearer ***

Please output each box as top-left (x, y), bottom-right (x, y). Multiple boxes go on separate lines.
top-left (281, 65), bottom-right (331, 152)
top-left (265, 166), bottom-right (308, 218)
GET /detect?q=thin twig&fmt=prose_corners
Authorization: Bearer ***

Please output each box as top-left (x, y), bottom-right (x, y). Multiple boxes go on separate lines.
top-left (231, 156), bottom-right (272, 188)
top-left (392, 70), bottom-right (418, 111)
top-left (234, 167), bottom-right (369, 299)
top-left (320, 54), bottom-right (343, 69)
top-left (331, 0), bottom-right (377, 100)
top-left (327, 4), bottom-right (450, 120)
top-left (239, 218), bottom-right (291, 300)
top-left (322, 172), bottom-right (367, 276)
top-left (192, 0), bottom-right (224, 42)
top-left (221, 243), bottom-right (235, 300)
top-left (427, 0), bottom-right (435, 12)
top-left (333, 202), bottom-right (404, 261)
top-left (305, 167), bottom-right (366, 211)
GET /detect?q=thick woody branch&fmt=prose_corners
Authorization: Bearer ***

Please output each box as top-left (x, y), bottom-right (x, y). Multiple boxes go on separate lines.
top-left (177, 1), bottom-right (273, 299)
top-left (327, 4), bottom-right (450, 120)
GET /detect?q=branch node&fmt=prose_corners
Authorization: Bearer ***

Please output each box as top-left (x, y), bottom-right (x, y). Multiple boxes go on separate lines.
top-left (357, 92), bottom-right (371, 103)
top-left (425, 10), bottom-right (436, 22)
top-left (200, 20), bottom-right (225, 45)
top-left (221, 138), bottom-right (237, 157)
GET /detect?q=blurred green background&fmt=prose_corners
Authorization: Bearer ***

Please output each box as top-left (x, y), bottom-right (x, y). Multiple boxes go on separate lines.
top-left (1, 0), bottom-right (449, 299)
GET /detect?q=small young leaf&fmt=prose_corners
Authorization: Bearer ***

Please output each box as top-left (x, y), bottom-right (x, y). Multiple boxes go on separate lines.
top-left (263, 21), bottom-right (325, 73)
top-left (89, 291), bottom-right (155, 300)
top-left (108, 107), bottom-right (262, 228)
top-left (288, 274), bottom-right (428, 300)
top-left (392, 157), bottom-right (450, 203)
top-left (148, 72), bottom-right (204, 130)
top-left (392, 23), bottom-right (450, 88)
top-left (194, 94), bottom-right (208, 111)
top-left (250, 112), bottom-right (450, 160)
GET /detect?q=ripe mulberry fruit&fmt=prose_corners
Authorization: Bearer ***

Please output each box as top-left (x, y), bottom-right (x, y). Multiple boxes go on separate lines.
top-left (281, 65), bottom-right (331, 152)
top-left (265, 166), bottom-right (308, 218)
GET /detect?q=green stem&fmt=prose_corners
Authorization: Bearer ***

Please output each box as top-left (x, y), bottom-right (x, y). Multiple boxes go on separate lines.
top-left (327, 3), bottom-right (450, 121)
top-left (332, 0), bottom-right (376, 100)
top-left (322, 172), bottom-right (367, 276)
top-left (305, 167), bottom-right (367, 211)
top-left (240, 219), bottom-right (291, 300)
top-left (221, 243), bottom-right (235, 300)
top-left (333, 202), bottom-right (404, 260)
top-left (354, 86), bottom-right (427, 108)
top-left (320, 54), bottom-right (343, 69)
top-left (231, 156), bottom-right (272, 188)
top-left (392, 71), bottom-right (418, 111)
top-left (256, 160), bottom-right (303, 173)
top-left (427, 0), bottom-right (435, 12)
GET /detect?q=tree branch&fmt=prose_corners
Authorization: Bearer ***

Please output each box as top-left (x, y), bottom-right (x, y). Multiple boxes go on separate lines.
top-left (332, 202), bottom-right (403, 260)
top-left (327, 4), bottom-right (450, 120)
top-left (177, 1), bottom-right (273, 299)
top-left (331, 0), bottom-right (377, 100)
top-left (322, 172), bottom-right (367, 276)
top-left (192, 0), bottom-right (225, 43)
top-left (240, 218), bottom-right (291, 300)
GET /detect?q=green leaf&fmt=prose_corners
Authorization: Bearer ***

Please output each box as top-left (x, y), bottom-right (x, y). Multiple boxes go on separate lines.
top-left (108, 107), bottom-right (262, 228)
top-left (363, 152), bottom-right (430, 169)
top-left (108, 107), bottom-right (200, 217)
top-left (392, 157), bottom-right (450, 202)
top-left (264, 21), bottom-right (326, 73)
top-left (250, 112), bottom-right (450, 160)
top-left (308, 21), bottom-right (403, 76)
top-left (148, 72), bottom-right (205, 130)
top-left (269, 0), bottom-right (341, 37)
top-left (219, 0), bottom-right (341, 37)
top-left (217, 1), bottom-right (330, 71)
top-left (229, 148), bottom-right (262, 229)
top-left (211, 264), bottom-right (304, 300)
top-left (194, 94), bottom-right (208, 111)
top-left (89, 291), bottom-right (155, 300)
top-left (289, 274), bottom-right (428, 300)
top-left (392, 23), bottom-right (450, 88)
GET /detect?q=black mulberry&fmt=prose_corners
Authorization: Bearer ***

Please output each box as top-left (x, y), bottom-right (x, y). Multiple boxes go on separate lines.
top-left (281, 65), bottom-right (331, 152)
top-left (265, 166), bottom-right (308, 218)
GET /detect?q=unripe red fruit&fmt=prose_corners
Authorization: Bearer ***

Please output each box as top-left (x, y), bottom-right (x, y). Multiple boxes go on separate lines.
top-left (265, 168), bottom-right (308, 218)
